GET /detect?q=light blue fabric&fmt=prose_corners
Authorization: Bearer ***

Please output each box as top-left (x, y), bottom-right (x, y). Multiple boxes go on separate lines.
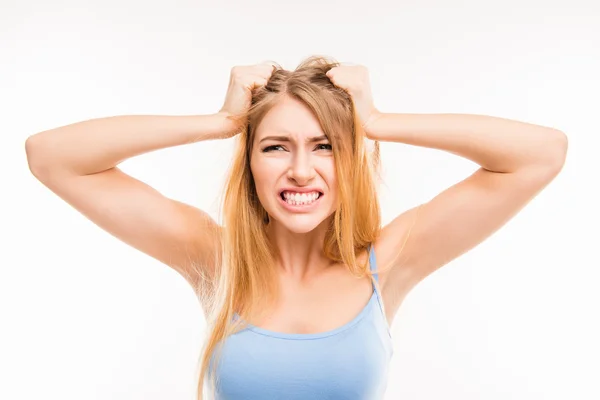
top-left (209, 244), bottom-right (393, 399)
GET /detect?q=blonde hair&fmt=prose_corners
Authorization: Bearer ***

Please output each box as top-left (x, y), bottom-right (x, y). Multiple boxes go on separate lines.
top-left (195, 55), bottom-right (384, 399)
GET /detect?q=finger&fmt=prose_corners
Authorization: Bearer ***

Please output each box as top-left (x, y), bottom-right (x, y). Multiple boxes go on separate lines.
top-left (249, 72), bottom-right (271, 85)
top-left (248, 74), bottom-right (269, 89)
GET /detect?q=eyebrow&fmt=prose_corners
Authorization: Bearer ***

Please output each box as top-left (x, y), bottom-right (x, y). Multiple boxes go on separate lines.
top-left (259, 135), bottom-right (328, 144)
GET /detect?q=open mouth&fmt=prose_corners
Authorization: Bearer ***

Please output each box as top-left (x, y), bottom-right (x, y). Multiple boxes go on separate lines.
top-left (279, 191), bottom-right (324, 208)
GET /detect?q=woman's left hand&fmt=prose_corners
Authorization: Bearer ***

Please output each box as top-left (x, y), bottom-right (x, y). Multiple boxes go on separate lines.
top-left (326, 64), bottom-right (383, 133)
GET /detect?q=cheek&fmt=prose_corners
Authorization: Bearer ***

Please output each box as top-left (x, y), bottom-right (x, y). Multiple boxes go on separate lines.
top-left (323, 162), bottom-right (338, 202)
top-left (251, 160), bottom-right (275, 195)
top-left (323, 160), bottom-right (337, 187)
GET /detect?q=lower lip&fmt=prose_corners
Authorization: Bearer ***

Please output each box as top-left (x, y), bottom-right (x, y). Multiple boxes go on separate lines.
top-left (278, 193), bottom-right (323, 213)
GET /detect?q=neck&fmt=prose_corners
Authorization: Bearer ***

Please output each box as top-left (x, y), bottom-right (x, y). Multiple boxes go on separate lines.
top-left (266, 218), bottom-right (336, 282)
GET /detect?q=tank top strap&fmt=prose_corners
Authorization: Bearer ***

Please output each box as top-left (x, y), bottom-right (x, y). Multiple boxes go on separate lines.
top-left (368, 243), bottom-right (379, 283)
top-left (368, 243), bottom-right (388, 321)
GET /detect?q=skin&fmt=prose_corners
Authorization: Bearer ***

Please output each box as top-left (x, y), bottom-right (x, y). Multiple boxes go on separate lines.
top-left (250, 95), bottom-right (340, 282)
top-left (26, 62), bottom-right (567, 330)
top-left (326, 65), bottom-right (568, 324)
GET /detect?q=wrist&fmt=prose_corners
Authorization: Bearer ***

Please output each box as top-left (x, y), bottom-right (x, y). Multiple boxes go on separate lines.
top-left (206, 112), bottom-right (243, 139)
top-left (363, 111), bottom-right (385, 140)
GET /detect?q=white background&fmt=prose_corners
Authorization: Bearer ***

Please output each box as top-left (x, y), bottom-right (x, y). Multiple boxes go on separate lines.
top-left (2, 0), bottom-right (599, 399)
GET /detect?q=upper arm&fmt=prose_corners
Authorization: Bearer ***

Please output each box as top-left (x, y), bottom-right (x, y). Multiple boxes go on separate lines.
top-left (28, 163), bottom-right (222, 290)
top-left (376, 162), bottom-right (565, 303)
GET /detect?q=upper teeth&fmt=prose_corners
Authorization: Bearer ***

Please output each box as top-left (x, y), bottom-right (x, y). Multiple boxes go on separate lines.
top-left (283, 191), bottom-right (320, 204)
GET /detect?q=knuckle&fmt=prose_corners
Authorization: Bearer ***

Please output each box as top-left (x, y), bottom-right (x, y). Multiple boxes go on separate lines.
top-left (230, 66), bottom-right (242, 78)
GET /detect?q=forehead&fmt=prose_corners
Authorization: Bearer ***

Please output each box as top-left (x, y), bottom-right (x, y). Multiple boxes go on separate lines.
top-left (255, 96), bottom-right (324, 140)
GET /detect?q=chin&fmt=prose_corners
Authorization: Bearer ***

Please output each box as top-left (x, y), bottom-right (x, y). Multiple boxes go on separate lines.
top-left (270, 214), bottom-right (325, 234)
top-left (269, 209), bottom-right (334, 234)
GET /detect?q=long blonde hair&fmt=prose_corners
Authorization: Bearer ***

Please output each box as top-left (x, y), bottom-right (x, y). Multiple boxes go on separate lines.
top-left (195, 55), bottom-right (383, 399)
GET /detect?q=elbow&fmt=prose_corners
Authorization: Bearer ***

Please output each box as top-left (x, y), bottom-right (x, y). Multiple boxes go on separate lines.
top-left (531, 129), bottom-right (568, 179)
top-left (522, 129), bottom-right (568, 179)
top-left (25, 134), bottom-right (51, 179)
top-left (520, 129), bottom-right (567, 185)
top-left (25, 135), bottom-right (39, 172)
top-left (547, 129), bottom-right (568, 173)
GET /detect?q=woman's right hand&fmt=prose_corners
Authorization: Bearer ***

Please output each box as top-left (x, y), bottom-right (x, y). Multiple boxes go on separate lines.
top-left (217, 62), bottom-right (278, 138)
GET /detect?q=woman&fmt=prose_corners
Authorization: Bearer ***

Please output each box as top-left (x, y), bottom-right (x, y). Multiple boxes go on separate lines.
top-left (25, 56), bottom-right (568, 399)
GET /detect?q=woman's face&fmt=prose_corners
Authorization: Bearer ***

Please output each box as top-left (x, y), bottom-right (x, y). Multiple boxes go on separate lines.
top-left (250, 96), bottom-right (338, 234)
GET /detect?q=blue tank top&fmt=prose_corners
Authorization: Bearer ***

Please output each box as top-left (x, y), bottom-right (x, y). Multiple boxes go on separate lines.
top-left (209, 244), bottom-right (393, 399)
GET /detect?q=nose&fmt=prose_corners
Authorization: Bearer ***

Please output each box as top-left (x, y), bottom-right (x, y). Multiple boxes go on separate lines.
top-left (287, 149), bottom-right (316, 185)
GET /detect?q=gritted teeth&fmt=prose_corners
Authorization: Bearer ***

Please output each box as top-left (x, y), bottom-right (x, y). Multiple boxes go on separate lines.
top-left (280, 190), bottom-right (323, 201)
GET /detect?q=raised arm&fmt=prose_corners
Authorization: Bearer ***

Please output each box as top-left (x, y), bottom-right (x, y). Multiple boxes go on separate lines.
top-left (326, 65), bottom-right (568, 322)
top-left (25, 62), bottom-right (277, 299)
top-left (369, 112), bottom-right (567, 297)
top-left (25, 113), bottom-right (235, 290)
